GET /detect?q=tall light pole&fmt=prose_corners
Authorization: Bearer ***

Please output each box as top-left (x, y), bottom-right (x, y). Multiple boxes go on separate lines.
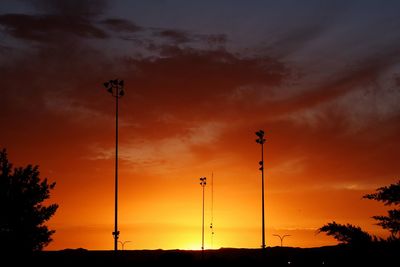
top-left (200, 177), bottom-right (207, 251)
top-left (103, 79), bottom-right (125, 251)
top-left (273, 234), bottom-right (291, 247)
top-left (255, 129), bottom-right (266, 249)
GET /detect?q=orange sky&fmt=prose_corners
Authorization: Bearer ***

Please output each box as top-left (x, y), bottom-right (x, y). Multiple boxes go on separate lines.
top-left (1, 0), bottom-right (399, 250)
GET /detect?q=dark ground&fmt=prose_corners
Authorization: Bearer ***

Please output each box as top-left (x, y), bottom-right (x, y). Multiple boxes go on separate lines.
top-left (11, 245), bottom-right (397, 267)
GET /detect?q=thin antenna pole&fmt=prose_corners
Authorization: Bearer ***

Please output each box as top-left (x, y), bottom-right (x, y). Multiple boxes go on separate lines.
top-left (210, 172), bottom-right (214, 249)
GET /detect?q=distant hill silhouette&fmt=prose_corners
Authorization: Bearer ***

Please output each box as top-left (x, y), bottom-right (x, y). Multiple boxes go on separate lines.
top-left (22, 246), bottom-right (398, 267)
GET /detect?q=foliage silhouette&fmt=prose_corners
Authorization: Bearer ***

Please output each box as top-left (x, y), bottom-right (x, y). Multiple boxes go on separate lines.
top-left (363, 180), bottom-right (400, 238)
top-left (0, 148), bottom-right (58, 254)
top-left (319, 180), bottom-right (400, 246)
top-left (318, 221), bottom-right (372, 246)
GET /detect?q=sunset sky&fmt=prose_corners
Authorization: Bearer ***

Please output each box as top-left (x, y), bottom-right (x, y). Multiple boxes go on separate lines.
top-left (1, 0), bottom-right (400, 250)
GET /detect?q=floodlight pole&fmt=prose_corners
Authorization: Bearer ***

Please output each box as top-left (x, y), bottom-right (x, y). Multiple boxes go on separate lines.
top-left (114, 87), bottom-right (119, 252)
top-left (200, 177), bottom-right (207, 251)
top-left (255, 130), bottom-right (266, 250)
top-left (103, 79), bottom-right (125, 252)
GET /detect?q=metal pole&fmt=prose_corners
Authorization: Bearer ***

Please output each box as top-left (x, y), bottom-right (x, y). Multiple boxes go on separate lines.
top-left (256, 130), bottom-right (266, 250)
top-left (103, 80), bottom-right (124, 252)
top-left (200, 177), bottom-right (206, 251)
top-left (261, 141), bottom-right (265, 250)
top-left (114, 90), bottom-right (119, 252)
top-left (202, 183), bottom-right (205, 251)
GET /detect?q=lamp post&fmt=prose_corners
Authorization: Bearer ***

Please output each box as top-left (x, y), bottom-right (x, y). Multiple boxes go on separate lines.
top-left (118, 240), bottom-right (131, 250)
top-left (200, 177), bottom-right (207, 251)
top-left (273, 234), bottom-right (291, 247)
top-left (255, 130), bottom-right (266, 249)
top-left (103, 79), bottom-right (125, 251)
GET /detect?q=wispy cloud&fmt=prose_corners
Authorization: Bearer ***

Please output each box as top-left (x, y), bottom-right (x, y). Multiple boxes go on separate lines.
top-left (101, 18), bottom-right (141, 33)
top-left (0, 13), bottom-right (108, 41)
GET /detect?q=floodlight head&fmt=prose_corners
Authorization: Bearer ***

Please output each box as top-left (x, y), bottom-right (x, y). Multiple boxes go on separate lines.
top-left (119, 90), bottom-right (125, 96)
top-left (119, 80), bottom-right (124, 86)
top-left (107, 87), bottom-right (113, 94)
top-left (103, 82), bottom-right (109, 88)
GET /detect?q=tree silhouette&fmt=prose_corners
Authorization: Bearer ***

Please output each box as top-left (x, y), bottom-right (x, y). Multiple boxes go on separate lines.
top-left (363, 180), bottom-right (400, 239)
top-left (318, 221), bottom-right (372, 246)
top-left (0, 149), bottom-right (58, 253)
top-left (319, 180), bottom-right (400, 246)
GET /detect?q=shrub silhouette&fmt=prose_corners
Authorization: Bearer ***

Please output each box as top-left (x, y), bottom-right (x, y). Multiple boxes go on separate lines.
top-left (0, 148), bottom-right (58, 253)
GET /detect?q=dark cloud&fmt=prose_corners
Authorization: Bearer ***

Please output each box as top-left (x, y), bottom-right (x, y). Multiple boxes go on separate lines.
top-left (0, 44), bottom-right (12, 53)
top-left (265, 24), bottom-right (327, 58)
top-left (156, 29), bottom-right (191, 44)
top-left (24, 0), bottom-right (108, 17)
top-left (151, 29), bottom-right (227, 49)
top-left (395, 74), bottom-right (400, 87)
top-left (122, 47), bottom-right (287, 123)
top-left (0, 13), bottom-right (107, 42)
top-left (203, 33), bottom-right (227, 46)
top-left (101, 18), bottom-right (142, 32)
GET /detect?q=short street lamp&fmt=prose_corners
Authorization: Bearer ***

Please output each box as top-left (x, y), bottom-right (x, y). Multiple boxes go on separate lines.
top-left (273, 234), bottom-right (291, 247)
top-left (118, 240), bottom-right (131, 250)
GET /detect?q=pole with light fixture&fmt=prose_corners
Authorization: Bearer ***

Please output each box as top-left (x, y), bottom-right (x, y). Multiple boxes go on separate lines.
top-left (103, 79), bottom-right (125, 252)
top-left (255, 129), bottom-right (266, 249)
top-left (200, 176), bottom-right (207, 251)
